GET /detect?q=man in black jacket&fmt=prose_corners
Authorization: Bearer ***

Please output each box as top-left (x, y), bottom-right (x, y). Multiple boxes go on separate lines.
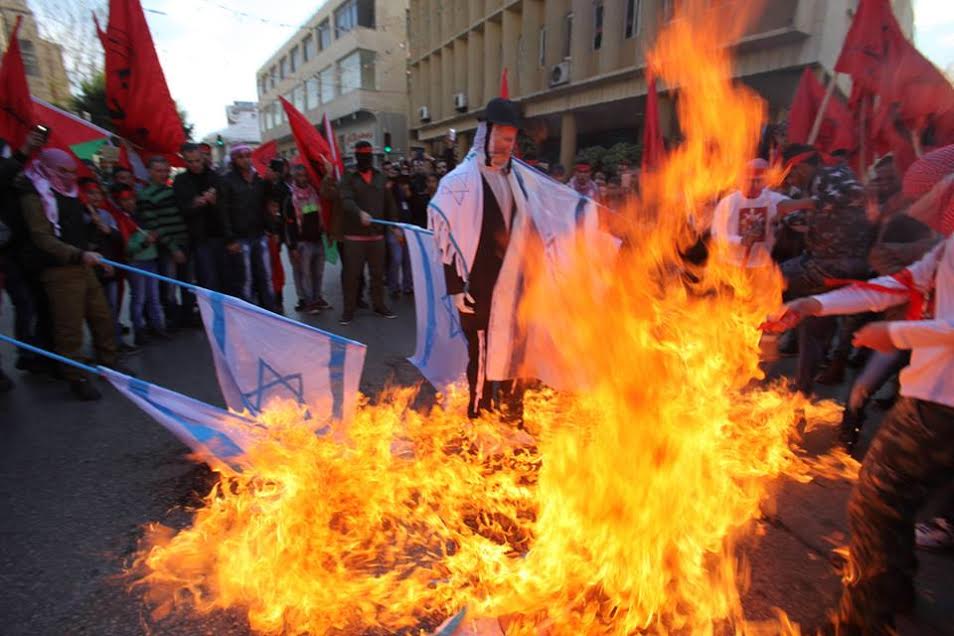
top-left (216, 145), bottom-right (274, 310)
top-left (1, 130), bottom-right (48, 383)
top-left (337, 141), bottom-right (399, 325)
top-left (173, 143), bottom-right (226, 293)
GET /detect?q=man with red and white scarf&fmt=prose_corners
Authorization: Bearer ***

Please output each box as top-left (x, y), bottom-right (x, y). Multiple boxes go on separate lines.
top-left (765, 144), bottom-right (954, 635)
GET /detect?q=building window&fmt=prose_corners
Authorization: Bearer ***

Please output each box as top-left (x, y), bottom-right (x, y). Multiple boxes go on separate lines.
top-left (593, 1), bottom-right (604, 50)
top-left (539, 26), bottom-right (547, 67)
top-left (334, 0), bottom-right (374, 37)
top-left (562, 12), bottom-right (573, 59)
top-left (283, 93), bottom-right (294, 120)
top-left (293, 84), bottom-right (305, 111)
top-left (303, 35), bottom-right (315, 62)
top-left (19, 39), bottom-right (39, 76)
top-left (270, 66), bottom-right (277, 88)
top-left (317, 19), bottom-right (332, 49)
top-left (258, 74), bottom-right (267, 97)
top-left (290, 46), bottom-right (300, 73)
top-left (624, 0), bottom-right (640, 38)
top-left (279, 56), bottom-right (287, 79)
top-left (338, 49), bottom-right (375, 94)
top-left (306, 77), bottom-right (319, 110)
top-left (319, 66), bottom-right (336, 104)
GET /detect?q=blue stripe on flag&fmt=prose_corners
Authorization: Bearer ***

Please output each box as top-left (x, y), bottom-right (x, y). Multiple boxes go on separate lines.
top-left (127, 376), bottom-right (245, 458)
top-left (329, 340), bottom-right (347, 421)
top-left (574, 194), bottom-right (587, 224)
top-left (414, 231), bottom-right (438, 367)
top-left (210, 291), bottom-right (228, 353)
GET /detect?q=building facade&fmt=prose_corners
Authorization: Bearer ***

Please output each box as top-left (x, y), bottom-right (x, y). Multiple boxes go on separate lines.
top-left (256, 0), bottom-right (409, 163)
top-left (0, 0), bottom-right (70, 106)
top-left (407, 0), bottom-right (914, 168)
top-left (201, 101), bottom-right (262, 167)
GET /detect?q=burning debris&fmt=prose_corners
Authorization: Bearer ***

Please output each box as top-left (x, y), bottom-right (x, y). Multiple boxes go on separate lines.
top-left (132, 4), bottom-right (847, 635)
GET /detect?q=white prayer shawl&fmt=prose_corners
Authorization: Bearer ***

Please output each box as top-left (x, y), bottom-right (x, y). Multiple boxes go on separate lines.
top-left (428, 122), bottom-right (599, 387)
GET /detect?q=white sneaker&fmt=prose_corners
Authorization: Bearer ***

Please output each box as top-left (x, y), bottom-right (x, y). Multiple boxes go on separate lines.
top-left (915, 517), bottom-right (954, 550)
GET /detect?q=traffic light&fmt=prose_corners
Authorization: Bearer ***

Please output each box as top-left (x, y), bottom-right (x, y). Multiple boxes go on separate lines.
top-left (383, 132), bottom-right (392, 155)
top-left (216, 134), bottom-right (224, 147)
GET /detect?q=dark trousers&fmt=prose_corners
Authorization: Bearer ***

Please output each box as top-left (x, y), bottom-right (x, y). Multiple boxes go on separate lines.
top-left (160, 250), bottom-right (196, 326)
top-left (839, 397), bottom-right (954, 633)
top-left (341, 238), bottom-right (385, 314)
top-left (194, 238), bottom-right (228, 293)
top-left (0, 256), bottom-right (37, 358)
top-left (795, 315), bottom-right (838, 394)
top-left (42, 266), bottom-right (117, 381)
top-left (460, 311), bottom-right (526, 421)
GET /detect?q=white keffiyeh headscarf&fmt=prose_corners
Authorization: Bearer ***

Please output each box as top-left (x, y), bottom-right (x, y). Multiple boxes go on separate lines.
top-left (24, 148), bottom-right (79, 237)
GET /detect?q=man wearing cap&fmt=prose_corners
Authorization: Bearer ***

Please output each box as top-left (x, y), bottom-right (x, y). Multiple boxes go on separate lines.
top-left (217, 144), bottom-right (275, 311)
top-left (710, 158), bottom-right (789, 268)
top-left (430, 97), bottom-right (600, 421)
top-left (336, 140), bottom-right (399, 325)
top-left (765, 145), bottom-right (954, 635)
top-left (571, 162), bottom-right (599, 200)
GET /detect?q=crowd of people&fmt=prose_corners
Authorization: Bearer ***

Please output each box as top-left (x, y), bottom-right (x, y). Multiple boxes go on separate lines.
top-left (0, 133), bottom-right (445, 401)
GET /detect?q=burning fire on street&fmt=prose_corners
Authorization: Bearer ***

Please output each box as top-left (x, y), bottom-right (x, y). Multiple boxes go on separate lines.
top-left (133, 4), bottom-right (850, 634)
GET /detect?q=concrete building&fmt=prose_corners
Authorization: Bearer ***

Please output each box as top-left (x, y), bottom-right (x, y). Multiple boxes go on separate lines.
top-left (202, 101), bottom-right (262, 167)
top-left (0, 0), bottom-right (70, 106)
top-left (257, 0), bottom-right (409, 164)
top-left (407, 0), bottom-right (914, 168)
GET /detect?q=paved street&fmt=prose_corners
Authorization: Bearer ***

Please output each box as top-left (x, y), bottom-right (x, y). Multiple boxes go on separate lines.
top-left (1, 261), bottom-right (952, 635)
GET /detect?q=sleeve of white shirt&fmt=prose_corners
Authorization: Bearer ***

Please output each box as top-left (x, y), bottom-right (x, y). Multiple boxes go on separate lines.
top-left (888, 320), bottom-right (954, 349)
top-left (711, 194), bottom-right (740, 246)
top-left (814, 242), bottom-right (944, 316)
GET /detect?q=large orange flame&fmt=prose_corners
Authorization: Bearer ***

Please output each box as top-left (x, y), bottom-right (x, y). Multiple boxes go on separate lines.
top-left (133, 4), bottom-right (848, 635)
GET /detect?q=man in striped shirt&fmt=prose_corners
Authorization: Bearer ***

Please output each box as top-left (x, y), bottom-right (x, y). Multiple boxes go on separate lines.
top-left (137, 157), bottom-right (190, 328)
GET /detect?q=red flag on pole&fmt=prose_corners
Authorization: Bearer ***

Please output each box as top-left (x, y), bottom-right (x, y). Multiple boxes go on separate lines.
top-left (0, 17), bottom-right (34, 149)
top-left (641, 70), bottom-right (665, 172)
top-left (834, 0), bottom-right (907, 104)
top-left (787, 68), bottom-right (855, 153)
top-left (98, 0), bottom-right (185, 155)
top-left (878, 39), bottom-right (954, 143)
top-left (251, 140), bottom-right (277, 177)
top-left (500, 67), bottom-right (510, 99)
top-left (279, 97), bottom-right (333, 191)
top-left (321, 112), bottom-right (345, 179)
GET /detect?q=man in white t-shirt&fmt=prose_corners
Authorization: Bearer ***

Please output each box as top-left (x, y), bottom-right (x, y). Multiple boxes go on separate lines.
top-left (710, 158), bottom-right (789, 267)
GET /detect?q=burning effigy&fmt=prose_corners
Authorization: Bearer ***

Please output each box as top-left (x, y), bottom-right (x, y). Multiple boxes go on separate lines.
top-left (131, 4), bottom-right (847, 635)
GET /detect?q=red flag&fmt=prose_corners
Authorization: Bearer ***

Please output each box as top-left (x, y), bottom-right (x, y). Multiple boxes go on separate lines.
top-left (0, 17), bottom-right (34, 149)
top-left (834, 0), bottom-right (907, 104)
top-left (787, 68), bottom-right (855, 153)
top-left (321, 113), bottom-right (345, 179)
top-left (642, 70), bottom-right (664, 172)
top-left (878, 39), bottom-right (954, 143)
top-left (500, 67), bottom-right (510, 99)
top-left (251, 140), bottom-right (277, 177)
top-left (99, 0), bottom-right (185, 155)
top-left (279, 96), bottom-right (333, 191)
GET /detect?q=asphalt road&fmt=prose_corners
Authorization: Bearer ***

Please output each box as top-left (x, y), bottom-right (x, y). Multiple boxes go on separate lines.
top-left (1, 260), bottom-right (952, 635)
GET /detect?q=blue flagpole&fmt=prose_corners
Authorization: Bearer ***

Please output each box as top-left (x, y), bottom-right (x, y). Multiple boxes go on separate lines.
top-left (370, 218), bottom-right (434, 235)
top-left (0, 333), bottom-right (101, 376)
top-left (100, 258), bottom-right (201, 292)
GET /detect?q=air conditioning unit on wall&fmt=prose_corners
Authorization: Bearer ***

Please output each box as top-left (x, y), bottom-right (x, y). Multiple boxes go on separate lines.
top-left (418, 106), bottom-right (431, 122)
top-left (550, 61), bottom-right (571, 87)
top-left (453, 93), bottom-right (467, 112)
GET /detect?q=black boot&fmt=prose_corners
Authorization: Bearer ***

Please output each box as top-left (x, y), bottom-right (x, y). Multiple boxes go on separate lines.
top-left (838, 408), bottom-right (864, 452)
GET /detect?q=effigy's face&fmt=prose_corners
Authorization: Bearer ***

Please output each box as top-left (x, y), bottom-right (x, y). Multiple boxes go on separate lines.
top-left (488, 125), bottom-right (517, 168)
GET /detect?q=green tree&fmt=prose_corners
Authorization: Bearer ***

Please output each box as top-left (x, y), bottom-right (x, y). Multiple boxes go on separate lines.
top-left (70, 72), bottom-right (194, 141)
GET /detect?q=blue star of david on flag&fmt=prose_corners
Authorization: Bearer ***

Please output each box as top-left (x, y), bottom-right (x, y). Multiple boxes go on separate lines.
top-left (440, 293), bottom-right (464, 339)
top-left (441, 174), bottom-right (470, 205)
top-left (241, 358), bottom-right (306, 415)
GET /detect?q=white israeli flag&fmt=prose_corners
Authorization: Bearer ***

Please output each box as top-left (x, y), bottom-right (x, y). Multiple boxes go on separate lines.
top-left (194, 290), bottom-right (367, 424)
top-left (402, 224), bottom-right (468, 391)
top-left (101, 367), bottom-right (264, 466)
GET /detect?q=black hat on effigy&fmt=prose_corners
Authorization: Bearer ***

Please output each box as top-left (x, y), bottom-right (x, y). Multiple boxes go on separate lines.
top-left (482, 98), bottom-right (522, 129)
